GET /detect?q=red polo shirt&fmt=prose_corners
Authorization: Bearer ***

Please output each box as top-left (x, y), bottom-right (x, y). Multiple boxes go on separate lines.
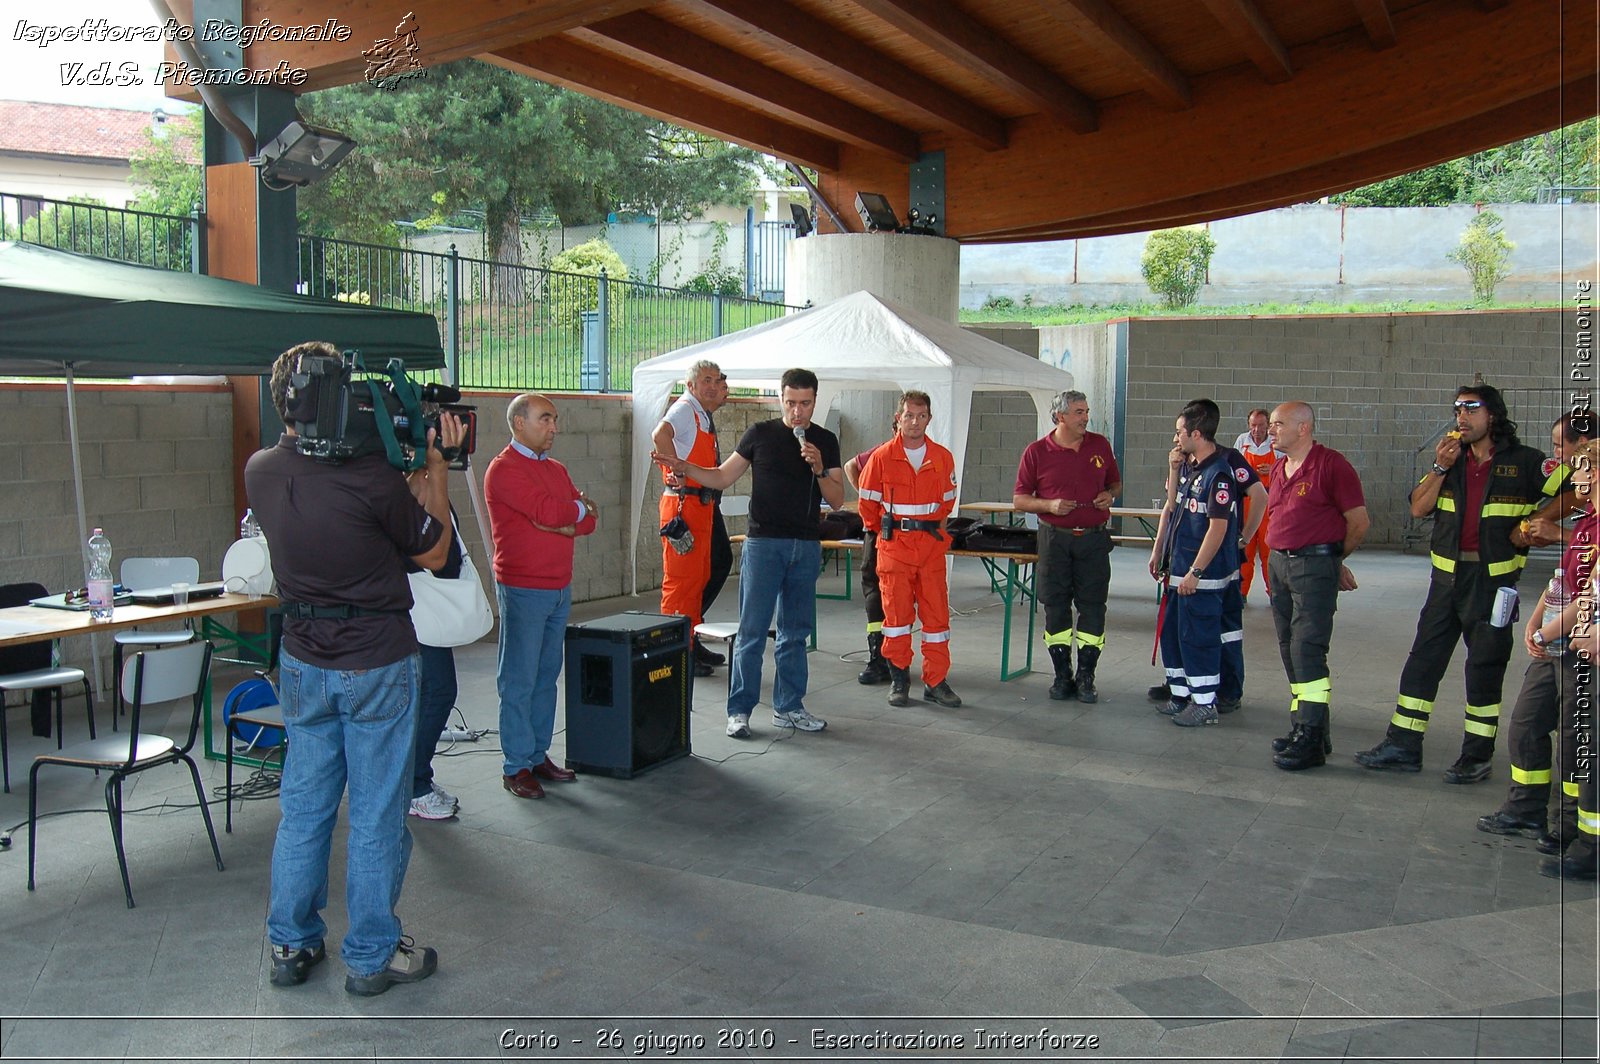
top-left (1266, 442), bottom-right (1365, 550)
top-left (1014, 430), bottom-right (1120, 529)
top-left (1458, 450), bottom-right (1493, 552)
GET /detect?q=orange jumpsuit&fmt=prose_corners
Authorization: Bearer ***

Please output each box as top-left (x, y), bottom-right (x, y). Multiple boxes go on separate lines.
top-left (856, 435), bottom-right (958, 685)
top-left (658, 397), bottom-right (720, 630)
top-left (1238, 441), bottom-right (1278, 599)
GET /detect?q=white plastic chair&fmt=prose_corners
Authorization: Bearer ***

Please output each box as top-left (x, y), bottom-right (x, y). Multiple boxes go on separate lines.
top-left (113, 557), bottom-right (199, 729)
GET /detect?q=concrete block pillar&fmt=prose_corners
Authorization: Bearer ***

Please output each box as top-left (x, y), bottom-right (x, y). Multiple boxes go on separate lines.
top-left (785, 233), bottom-right (961, 446)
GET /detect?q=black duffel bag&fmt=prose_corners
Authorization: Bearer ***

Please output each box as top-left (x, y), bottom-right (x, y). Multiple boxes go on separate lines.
top-left (946, 516), bottom-right (981, 548)
top-left (962, 522), bottom-right (1038, 554)
top-left (819, 509), bottom-right (866, 541)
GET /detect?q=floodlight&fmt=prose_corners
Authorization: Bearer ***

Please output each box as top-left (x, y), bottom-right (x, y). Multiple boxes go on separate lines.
top-left (250, 119), bottom-right (356, 189)
top-left (790, 203), bottom-right (813, 237)
top-left (855, 192), bottom-right (900, 232)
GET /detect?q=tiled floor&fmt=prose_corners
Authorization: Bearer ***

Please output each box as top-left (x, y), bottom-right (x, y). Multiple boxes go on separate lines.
top-left (1, 548), bottom-right (1595, 1061)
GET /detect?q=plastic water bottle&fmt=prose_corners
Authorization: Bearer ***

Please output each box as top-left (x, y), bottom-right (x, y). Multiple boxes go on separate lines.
top-left (1542, 568), bottom-right (1569, 654)
top-left (240, 508), bottom-right (261, 539)
top-left (86, 527), bottom-right (114, 622)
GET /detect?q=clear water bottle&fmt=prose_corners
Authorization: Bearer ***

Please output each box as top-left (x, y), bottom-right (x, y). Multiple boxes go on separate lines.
top-left (1542, 567), bottom-right (1569, 654)
top-left (86, 527), bottom-right (114, 622)
top-left (240, 508), bottom-right (261, 539)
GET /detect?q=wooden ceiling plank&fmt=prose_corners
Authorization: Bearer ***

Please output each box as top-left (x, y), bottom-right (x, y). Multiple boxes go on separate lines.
top-left (1195, 0), bottom-right (1293, 83)
top-left (687, 0), bottom-right (1009, 149)
top-left (1351, 0), bottom-right (1398, 49)
top-left (582, 11), bottom-right (920, 161)
top-left (851, 0), bottom-right (1098, 132)
top-left (489, 38), bottom-right (839, 171)
top-left (1035, 0), bottom-right (1192, 109)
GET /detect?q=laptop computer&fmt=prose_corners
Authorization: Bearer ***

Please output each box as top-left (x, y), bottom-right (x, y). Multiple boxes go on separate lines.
top-left (128, 581), bottom-right (228, 606)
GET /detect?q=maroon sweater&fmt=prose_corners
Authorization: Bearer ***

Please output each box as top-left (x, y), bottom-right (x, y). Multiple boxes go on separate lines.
top-left (484, 445), bottom-right (597, 589)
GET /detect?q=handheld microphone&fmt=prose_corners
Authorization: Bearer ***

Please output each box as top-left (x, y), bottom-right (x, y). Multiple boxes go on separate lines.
top-left (793, 424), bottom-right (807, 448)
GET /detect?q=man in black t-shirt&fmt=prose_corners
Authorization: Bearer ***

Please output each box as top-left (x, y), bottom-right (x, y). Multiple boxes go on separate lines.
top-left (246, 341), bottom-right (463, 997)
top-left (652, 367), bottom-right (844, 738)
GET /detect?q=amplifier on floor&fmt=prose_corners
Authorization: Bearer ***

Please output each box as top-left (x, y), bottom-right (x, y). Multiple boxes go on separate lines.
top-left (563, 611), bottom-right (691, 779)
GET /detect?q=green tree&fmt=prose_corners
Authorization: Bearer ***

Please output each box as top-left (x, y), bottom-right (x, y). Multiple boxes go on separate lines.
top-left (1331, 161), bottom-right (1463, 207)
top-left (1141, 227), bottom-right (1216, 308)
top-left (1447, 210), bottom-right (1514, 303)
top-left (128, 110), bottom-right (204, 218)
top-left (1330, 117), bottom-right (1598, 205)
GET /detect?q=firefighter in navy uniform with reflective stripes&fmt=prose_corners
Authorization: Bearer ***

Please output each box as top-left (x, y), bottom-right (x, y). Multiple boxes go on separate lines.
top-left (1152, 399), bottom-right (1241, 727)
top-left (1357, 385), bottom-right (1546, 782)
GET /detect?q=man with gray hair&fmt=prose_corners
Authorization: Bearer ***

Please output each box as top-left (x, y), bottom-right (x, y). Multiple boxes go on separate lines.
top-left (1014, 389), bottom-right (1122, 702)
top-left (651, 359), bottom-right (732, 676)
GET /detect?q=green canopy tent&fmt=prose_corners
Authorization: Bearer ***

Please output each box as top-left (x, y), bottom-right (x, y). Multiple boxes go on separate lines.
top-left (0, 238), bottom-right (448, 617)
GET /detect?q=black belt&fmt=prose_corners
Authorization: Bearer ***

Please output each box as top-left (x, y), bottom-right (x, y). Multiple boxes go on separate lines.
top-left (670, 487), bottom-right (720, 505)
top-left (882, 517), bottom-right (944, 540)
top-left (1274, 542), bottom-right (1342, 558)
top-left (281, 601), bottom-right (409, 620)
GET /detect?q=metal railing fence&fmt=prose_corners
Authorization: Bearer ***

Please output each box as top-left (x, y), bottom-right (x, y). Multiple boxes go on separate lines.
top-left (297, 235), bottom-right (800, 391)
top-left (1, 193), bottom-right (200, 272)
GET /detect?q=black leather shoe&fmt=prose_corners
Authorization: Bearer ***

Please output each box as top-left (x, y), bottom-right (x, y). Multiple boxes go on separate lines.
top-left (693, 659), bottom-right (715, 678)
top-left (1049, 674), bottom-right (1077, 701)
top-left (857, 655), bottom-right (890, 685)
top-left (1271, 724), bottom-right (1301, 754)
top-left (887, 665), bottom-right (911, 707)
top-left (1216, 696), bottom-right (1241, 714)
top-left (922, 681), bottom-right (962, 708)
top-left (693, 643), bottom-right (725, 667)
top-left (1355, 739), bottom-right (1422, 772)
top-left (1539, 843), bottom-right (1599, 880)
top-left (1443, 756), bottom-right (1492, 785)
top-left (1537, 832), bottom-right (1569, 856)
top-left (1147, 683), bottom-right (1171, 702)
top-left (1273, 726), bottom-right (1327, 771)
top-left (1476, 810), bottom-right (1544, 838)
top-left (1074, 670), bottom-right (1097, 704)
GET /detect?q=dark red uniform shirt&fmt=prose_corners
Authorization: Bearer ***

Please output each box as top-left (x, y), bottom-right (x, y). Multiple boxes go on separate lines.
top-left (1266, 442), bottom-right (1365, 550)
top-left (1014, 430), bottom-right (1120, 529)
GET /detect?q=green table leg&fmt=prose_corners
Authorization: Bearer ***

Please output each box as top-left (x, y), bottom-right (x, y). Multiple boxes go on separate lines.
top-left (995, 556), bottom-right (1038, 682)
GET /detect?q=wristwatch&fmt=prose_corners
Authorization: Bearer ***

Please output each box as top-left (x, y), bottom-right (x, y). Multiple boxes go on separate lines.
top-left (1532, 630), bottom-right (1547, 648)
top-left (813, 467), bottom-right (827, 479)
top-left (1430, 462), bottom-right (1449, 477)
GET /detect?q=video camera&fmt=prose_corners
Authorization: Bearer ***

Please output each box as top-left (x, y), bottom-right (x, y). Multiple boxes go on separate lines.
top-left (284, 350), bottom-right (477, 471)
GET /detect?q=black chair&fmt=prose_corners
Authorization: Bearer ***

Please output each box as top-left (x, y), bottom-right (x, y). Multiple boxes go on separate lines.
top-left (0, 581), bottom-right (95, 793)
top-left (28, 639), bottom-right (223, 908)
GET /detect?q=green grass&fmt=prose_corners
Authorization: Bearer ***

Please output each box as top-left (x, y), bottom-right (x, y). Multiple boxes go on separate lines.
top-left (959, 297), bottom-right (1555, 326)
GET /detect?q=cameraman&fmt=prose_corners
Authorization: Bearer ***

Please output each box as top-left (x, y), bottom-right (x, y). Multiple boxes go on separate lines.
top-left (246, 341), bottom-right (465, 997)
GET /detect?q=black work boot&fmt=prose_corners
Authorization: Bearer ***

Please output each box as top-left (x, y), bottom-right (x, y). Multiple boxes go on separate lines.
top-left (887, 664), bottom-right (911, 707)
top-left (857, 632), bottom-right (890, 685)
top-left (1273, 724), bottom-right (1327, 771)
top-left (1276, 717), bottom-right (1333, 754)
top-left (1355, 733), bottom-right (1422, 772)
top-left (1047, 644), bottom-right (1076, 701)
top-left (1074, 646), bottom-right (1100, 704)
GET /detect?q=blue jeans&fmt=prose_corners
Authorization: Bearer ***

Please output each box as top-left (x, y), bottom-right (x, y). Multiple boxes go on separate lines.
top-left (729, 537), bottom-right (820, 718)
top-left (413, 643), bottom-right (457, 799)
top-left (496, 583), bottom-right (571, 776)
top-left (268, 648), bottom-right (419, 978)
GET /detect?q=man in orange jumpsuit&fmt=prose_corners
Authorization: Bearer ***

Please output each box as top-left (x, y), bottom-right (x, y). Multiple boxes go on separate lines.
top-left (652, 360), bottom-right (731, 675)
top-left (1233, 408), bottom-right (1281, 603)
top-left (857, 391), bottom-right (962, 709)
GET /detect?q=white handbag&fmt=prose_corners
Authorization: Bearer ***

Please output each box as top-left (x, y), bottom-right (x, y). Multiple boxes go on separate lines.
top-left (408, 520), bottom-right (495, 647)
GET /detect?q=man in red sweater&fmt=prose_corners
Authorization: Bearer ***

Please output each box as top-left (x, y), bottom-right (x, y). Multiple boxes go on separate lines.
top-left (485, 393), bottom-right (599, 799)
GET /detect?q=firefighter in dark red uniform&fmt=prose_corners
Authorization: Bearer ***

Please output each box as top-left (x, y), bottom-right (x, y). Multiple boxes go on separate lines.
top-left (1014, 390), bottom-right (1121, 703)
top-left (1357, 385), bottom-right (1545, 782)
top-left (857, 391), bottom-right (962, 708)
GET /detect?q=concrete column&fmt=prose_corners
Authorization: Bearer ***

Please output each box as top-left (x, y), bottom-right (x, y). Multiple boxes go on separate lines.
top-left (786, 233), bottom-right (961, 448)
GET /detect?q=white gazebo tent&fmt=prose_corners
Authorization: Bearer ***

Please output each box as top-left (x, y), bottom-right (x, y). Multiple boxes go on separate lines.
top-left (629, 289), bottom-right (1076, 590)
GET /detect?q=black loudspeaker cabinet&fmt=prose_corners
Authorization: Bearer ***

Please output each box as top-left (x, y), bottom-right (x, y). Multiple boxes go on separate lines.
top-left (563, 611), bottom-right (691, 778)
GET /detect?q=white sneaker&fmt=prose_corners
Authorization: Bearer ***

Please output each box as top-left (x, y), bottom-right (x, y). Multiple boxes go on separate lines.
top-left (774, 708), bottom-right (826, 732)
top-left (429, 781), bottom-right (459, 809)
top-left (408, 790), bottom-right (457, 820)
top-left (726, 713), bottom-right (751, 738)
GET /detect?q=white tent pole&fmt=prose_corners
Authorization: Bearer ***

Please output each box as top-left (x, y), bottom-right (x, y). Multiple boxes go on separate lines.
top-left (64, 362), bottom-right (105, 704)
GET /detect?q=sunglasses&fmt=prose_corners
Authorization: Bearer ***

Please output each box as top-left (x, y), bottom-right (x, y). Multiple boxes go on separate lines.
top-left (1453, 400), bottom-right (1484, 411)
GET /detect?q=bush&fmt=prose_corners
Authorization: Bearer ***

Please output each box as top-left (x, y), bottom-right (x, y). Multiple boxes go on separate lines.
top-left (1140, 228), bottom-right (1216, 308)
top-left (1447, 211), bottom-right (1514, 303)
top-left (981, 294), bottom-right (1017, 312)
top-left (549, 238), bottom-right (629, 327)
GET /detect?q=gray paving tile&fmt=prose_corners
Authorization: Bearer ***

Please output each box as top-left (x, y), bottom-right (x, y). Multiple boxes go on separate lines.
top-left (1113, 972), bottom-right (1262, 1029)
top-left (1161, 905), bottom-right (1284, 955)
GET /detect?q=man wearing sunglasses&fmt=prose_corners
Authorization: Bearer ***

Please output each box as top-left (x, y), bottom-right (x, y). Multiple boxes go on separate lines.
top-left (1357, 384), bottom-right (1546, 782)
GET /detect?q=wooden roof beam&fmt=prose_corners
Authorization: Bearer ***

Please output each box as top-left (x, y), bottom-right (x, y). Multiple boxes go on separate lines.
top-left (687, 0), bottom-right (1009, 149)
top-left (489, 38), bottom-right (840, 172)
top-left (1352, 0), bottom-right (1398, 49)
top-left (851, 0), bottom-right (1098, 133)
top-left (579, 12), bottom-right (921, 161)
top-left (1196, 0), bottom-right (1293, 83)
top-left (1035, 0), bottom-right (1192, 109)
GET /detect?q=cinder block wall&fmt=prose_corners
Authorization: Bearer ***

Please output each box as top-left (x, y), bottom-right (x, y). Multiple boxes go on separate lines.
top-left (2, 383), bottom-right (236, 597)
top-left (1119, 310), bottom-right (1569, 546)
